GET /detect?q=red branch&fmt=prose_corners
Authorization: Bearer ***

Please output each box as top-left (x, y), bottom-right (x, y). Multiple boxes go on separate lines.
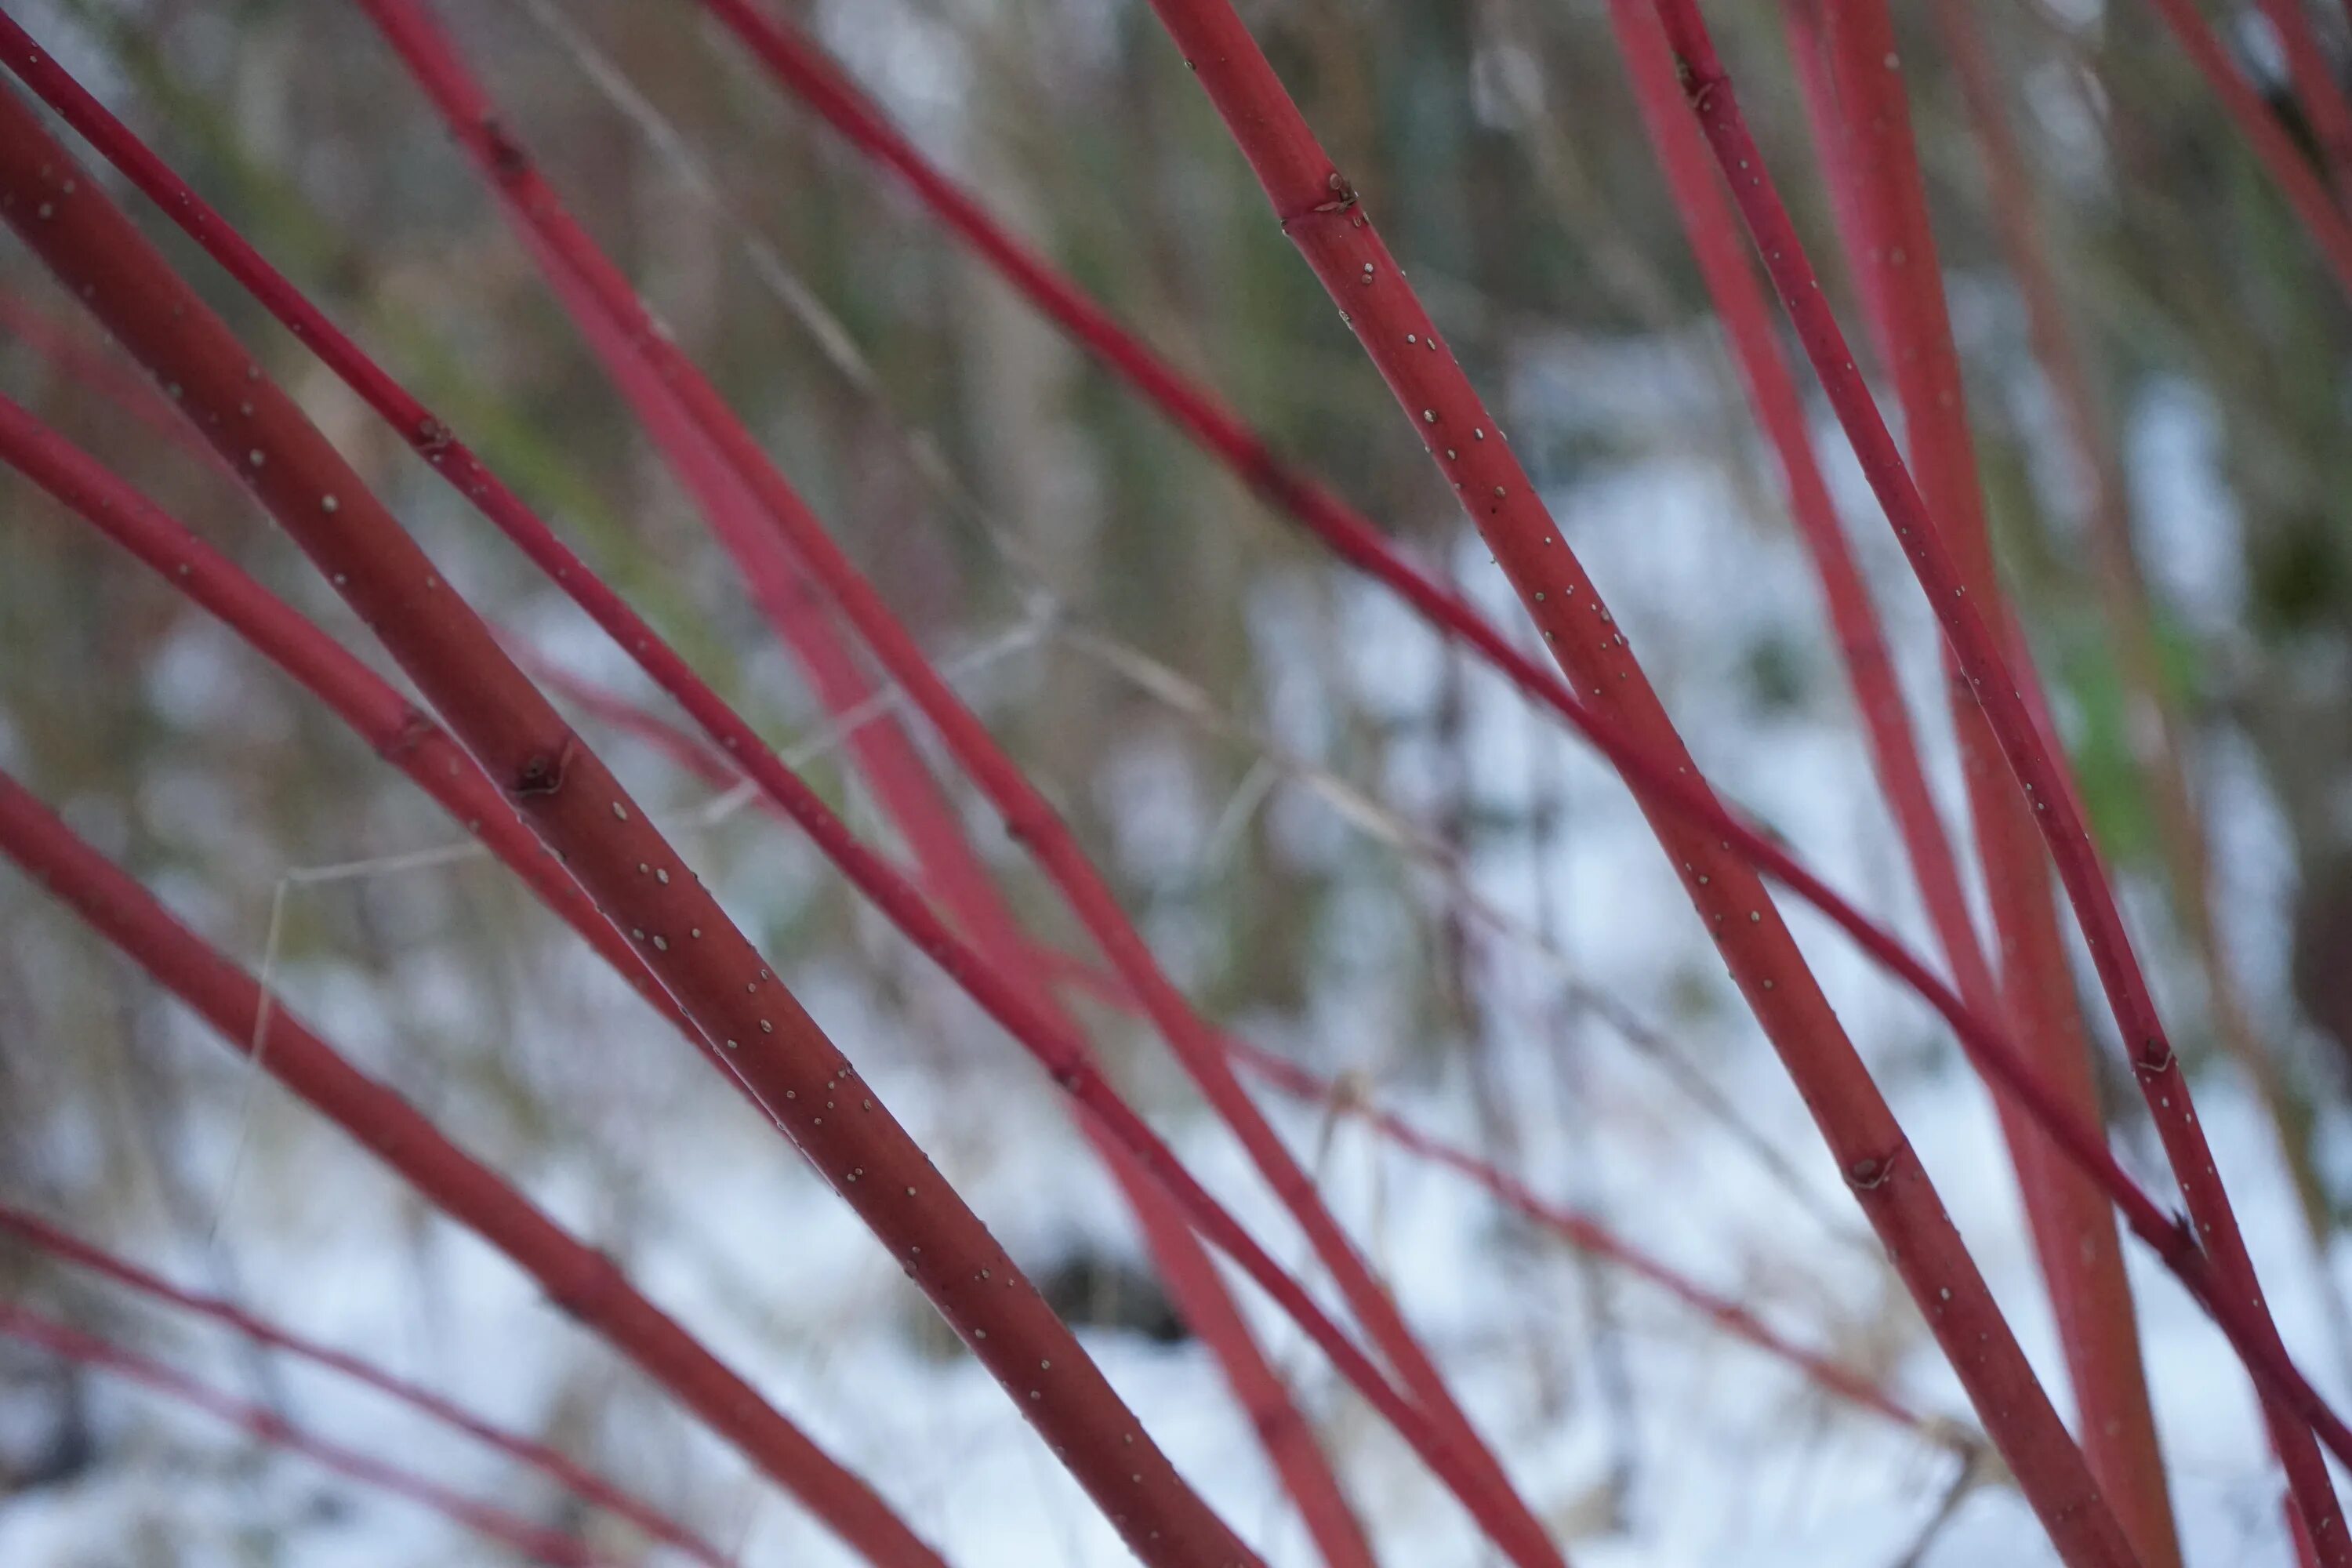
top-left (2138, 0), bottom-right (2352, 299)
top-left (1938, 0), bottom-right (2352, 1392)
top-left (0, 133), bottom-right (1394, 1567)
top-left (348, 1), bottom-right (1547, 1557)
top-left (0, 9), bottom-right (2203, 1363)
top-left (0, 377), bottom-right (1388, 1563)
top-left (1648, 3), bottom-right (2343, 1555)
top-left (0, 390), bottom-right (684, 1036)
top-left (0, 1203), bottom-right (728, 1568)
top-left (1592, 0), bottom-right (2042, 1401)
top-left (1122, 0), bottom-right (2138, 1555)
top-left (1777, 3), bottom-right (2181, 1560)
top-left (2254, 0), bottom-right (2352, 213)
top-left (1595, 0), bottom-right (2002, 1072)
top-left (0, 772), bottom-right (941, 1567)
top-left (509, 115), bottom-right (1377, 1568)
top-left (1240, 1044), bottom-right (1936, 1437)
top-left (657, 0), bottom-right (2352, 1507)
top-left (15, 7), bottom-right (2352, 1542)
top-left (0, 1301), bottom-right (606, 1566)
top-left (1044, 953), bottom-right (1944, 1439)
top-left (511, 668), bottom-right (1946, 1441)
top-left (0, 72), bottom-right (1249, 1568)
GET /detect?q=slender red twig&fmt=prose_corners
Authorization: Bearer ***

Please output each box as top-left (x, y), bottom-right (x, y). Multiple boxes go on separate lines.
top-left (0, 390), bottom-right (686, 1034)
top-left (0, 1301), bottom-right (606, 1566)
top-left (0, 389), bottom-right (946, 1563)
top-left (1595, 0), bottom-right (1998, 1068)
top-left (2136, 0), bottom-right (2352, 298)
top-left (1041, 953), bottom-right (1946, 1440)
top-left (0, 8), bottom-right (2143, 1299)
top-left (0, 292), bottom-right (1404, 1568)
top-left (528, 660), bottom-right (744, 794)
top-left (0, 1203), bottom-right (729, 1568)
top-left (1247, 1051), bottom-right (1939, 1439)
top-left (1774, 5), bottom-right (2180, 1560)
top-left (347, 2), bottom-right (1550, 1558)
top-left (1934, 0), bottom-right (2352, 1381)
top-left (513, 666), bottom-right (1947, 1443)
top-left (14, 11), bottom-right (2352, 1509)
top-left (9, 9), bottom-right (2343, 1561)
top-left (1648, 3), bottom-right (2343, 1555)
top-left (525, 220), bottom-right (1374, 1568)
top-left (1586, 3), bottom-right (2113, 1468)
top-left (1120, 0), bottom-right (2139, 1555)
top-left (0, 290), bottom-right (223, 466)
top-left (633, 16), bottom-right (2133, 1490)
top-left (0, 222), bottom-right (1402, 1566)
top-left (0, 78), bottom-right (1250, 1568)
top-left (706, 0), bottom-right (2352, 1523)
top-left (2256, 0), bottom-right (2352, 214)
top-left (0, 778), bottom-right (939, 1566)
top-left (45, 705), bottom-right (2342, 1568)
top-left (0, 387), bottom-right (920, 1561)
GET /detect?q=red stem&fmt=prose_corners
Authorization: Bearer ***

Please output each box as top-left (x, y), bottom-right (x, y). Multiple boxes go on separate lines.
top-left (1595, 0), bottom-right (2060, 1400)
top-left (1121, 0), bottom-right (2141, 1555)
top-left (0, 178), bottom-right (1399, 1566)
top-left (0, 390), bottom-right (684, 1036)
top-left (1041, 951), bottom-right (1941, 1439)
top-left (527, 660), bottom-right (743, 793)
top-left (1244, 1047), bottom-right (1933, 1438)
top-left (1936, 0), bottom-right (2352, 1381)
top-left (710, 0), bottom-right (2352, 1542)
top-left (644, 14), bottom-right (2122, 1497)
top-left (1648, 3), bottom-right (2344, 1555)
top-left (528, 201), bottom-right (1374, 1568)
top-left (2138, 0), bottom-right (2352, 299)
top-left (0, 76), bottom-right (1250, 1568)
top-left (0, 6), bottom-right (2162, 1302)
top-left (0, 1203), bottom-right (729, 1568)
top-left (15, 5), bottom-right (2352, 1519)
top-left (521, 666), bottom-right (1944, 1441)
top-left (347, 1), bottom-right (1549, 1557)
top-left (1600, 0), bottom-right (2003, 1065)
top-left (0, 394), bottom-right (920, 1561)
top-left (0, 289), bottom-right (223, 466)
top-left (36, 708), bottom-right (2336, 1563)
top-left (0, 769), bottom-right (938, 1566)
top-left (1777, 5), bottom-right (2181, 1561)
top-left (0, 1301), bottom-right (606, 1567)
top-left (2256, 0), bottom-right (2352, 215)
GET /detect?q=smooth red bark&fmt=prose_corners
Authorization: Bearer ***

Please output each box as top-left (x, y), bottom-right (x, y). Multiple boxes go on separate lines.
top-left (1650, 3), bottom-right (2340, 1555)
top-left (0, 77), bottom-right (1249, 1568)
top-left (350, 2), bottom-right (1548, 1557)
top-left (1938, 0), bottom-right (2351, 1384)
top-left (1124, 0), bottom-right (2136, 1556)
top-left (0, 771), bottom-right (938, 1568)
top-left (1777, 5), bottom-right (2180, 1560)
top-left (2138, 0), bottom-right (2352, 299)
top-left (517, 187), bottom-right (1372, 1568)
top-left (0, 1203), bottom-right (728, 1568)
top-left (0, 179), bottom-right (1403, 1566)
top-left (0, 1301), bottom-right (608, 1567)
top-left (13, 5), bottom-right (2352, 1523)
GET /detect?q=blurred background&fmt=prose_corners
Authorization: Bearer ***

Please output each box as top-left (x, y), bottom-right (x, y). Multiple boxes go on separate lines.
top-left (2, 0), bottom-right (2350, 1563)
